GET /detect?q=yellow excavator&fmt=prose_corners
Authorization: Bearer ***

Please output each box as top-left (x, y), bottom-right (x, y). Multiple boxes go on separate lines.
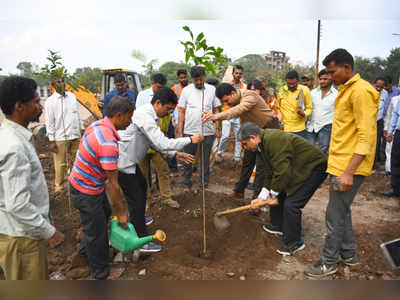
top-left (65, 68), bottom-right (142, 119)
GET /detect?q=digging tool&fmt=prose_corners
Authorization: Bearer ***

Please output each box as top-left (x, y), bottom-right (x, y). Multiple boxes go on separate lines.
top-left (213, 201), bottom-right (269, 231)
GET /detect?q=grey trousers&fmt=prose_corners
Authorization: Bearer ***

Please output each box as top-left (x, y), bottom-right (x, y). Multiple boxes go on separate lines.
top-left (321, 175), bottom-right (365, 266)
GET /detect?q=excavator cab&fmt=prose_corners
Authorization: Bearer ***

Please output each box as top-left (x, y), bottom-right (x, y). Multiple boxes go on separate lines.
top-left (98, 69), bottom-right (142, 111)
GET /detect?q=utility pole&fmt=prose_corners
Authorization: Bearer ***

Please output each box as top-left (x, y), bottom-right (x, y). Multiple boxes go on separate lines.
top-left (314, 20), bottom-right (321, 88)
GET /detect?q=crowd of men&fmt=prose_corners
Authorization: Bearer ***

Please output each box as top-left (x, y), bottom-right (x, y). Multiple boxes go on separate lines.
top-left (0, 47), bottom-right (399, 280)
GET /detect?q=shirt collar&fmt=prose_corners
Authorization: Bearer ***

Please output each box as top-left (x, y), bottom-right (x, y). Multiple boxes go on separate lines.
top-left (2, 119), bottom-right (33, 142)
top-left (102, 117), bottom-right (120, 141)
top-left (149, 104), bottom-right (159, 121)
top-left (53, 91), bottom-right (66, 99)
top-left (343, 73), bottom-right (360, 88)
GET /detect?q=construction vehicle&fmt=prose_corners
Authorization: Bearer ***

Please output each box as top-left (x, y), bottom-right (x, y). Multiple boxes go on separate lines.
top-left (64, 68), bottom-right (142, 119)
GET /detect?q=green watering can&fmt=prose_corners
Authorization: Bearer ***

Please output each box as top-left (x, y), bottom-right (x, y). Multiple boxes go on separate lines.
top-left (109, 217), bottom-right (166, 253)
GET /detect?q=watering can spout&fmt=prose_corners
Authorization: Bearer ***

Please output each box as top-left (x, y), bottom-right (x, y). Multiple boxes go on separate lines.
top-left (109, 218), bottom-right (166, 253)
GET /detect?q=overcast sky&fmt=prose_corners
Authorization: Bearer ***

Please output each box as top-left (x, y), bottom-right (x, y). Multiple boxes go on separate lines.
top-left (1, 0), bottom-right (400, 75)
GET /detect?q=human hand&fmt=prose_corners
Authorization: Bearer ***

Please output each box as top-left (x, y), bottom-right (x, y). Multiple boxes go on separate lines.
top-left (337, 172), bottom-right (354, 192)
top-left (117, 212), bottom-right (129, 229)
top-left (201, 112), bottom-right (216, 123)
top-left (49, 141), bottom-right (59, 154)
top-left (176, 152), bottom-right (195, 164)
top-left (215, 128), bottom-right (222, 139)
top-left (296, 108), bottom-right (305, 118)
top-left (190, 134), bottom-right (204, 144)
top-left (250, 198), bottom-right (264, 211)
top-left (386, 133), bottom-right (393, 143)
top-left (48, 231), bottom-right (65, 248)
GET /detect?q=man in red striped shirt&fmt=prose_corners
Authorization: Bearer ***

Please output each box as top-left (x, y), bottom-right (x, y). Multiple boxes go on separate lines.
top-left (69, 96), bottom-right (134, 280)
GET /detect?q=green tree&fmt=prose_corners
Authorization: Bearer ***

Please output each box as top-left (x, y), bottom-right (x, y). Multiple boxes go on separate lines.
top-left (17, 61), bottom-right (33, 77)
top-left (158, 61), bottom-right (191, 87)
top-left (74, 67), bottom-right (102, 93)
top-left (132, 49), bottom-right (159, 77)
top-left (180, 26), bottom-right (227, 76)
top-left (16, 61), bottom-right (49, 86)
top-left (354, 56), bottom-right (385, 83)
top-left (234, 54), bottom-right (268, 82)
top-left (385, 47), bottom-right (400, 85)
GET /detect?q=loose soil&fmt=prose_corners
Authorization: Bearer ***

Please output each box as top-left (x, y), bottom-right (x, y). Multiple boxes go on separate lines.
top-left (35, 136), bottom-right (400, 280)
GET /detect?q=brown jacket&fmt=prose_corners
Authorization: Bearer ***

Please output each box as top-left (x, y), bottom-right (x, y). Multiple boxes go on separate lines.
top-left (215, 89), bottom-right (275, 128)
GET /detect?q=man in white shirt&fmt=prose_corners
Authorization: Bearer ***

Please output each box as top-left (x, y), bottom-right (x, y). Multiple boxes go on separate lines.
top-left (118, 87), bottom-right (203, 252)
top-left (135, 73), bottom-right (180, 208)
top-left (0, 76), bottom-right (64, 280)
top-left (305, 69), bottom-right (337, 155)
top-left (178, 66), bottom-right (221, 191)
top-left (383, 94), bottom-right (400, 175)
top-left (45, 78), bottom-right (84, 192)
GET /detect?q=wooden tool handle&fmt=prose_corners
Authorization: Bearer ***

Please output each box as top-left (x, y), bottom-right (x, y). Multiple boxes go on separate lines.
top-left (216, 201), bottom-right (268, 217)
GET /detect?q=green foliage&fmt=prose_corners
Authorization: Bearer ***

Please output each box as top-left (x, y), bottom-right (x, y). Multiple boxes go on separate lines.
top-left (180, 26), bottom-right (228, 76)
top-left (73, 67), bottom-right (101, 93)
top-left (158, 61), bottom-right (191, 87)
top-left (385, 48), bottom-right (400, 84)
top-left (354, 56), bottom-right (386, 83)
top-left (15, 61), bottom-right (48, 86)
top-left (234, 54), bottom-right (314, 92)
top-left (132, 49), bottom-right (159, 77)
top-left (33, 50), bottom-right (78, 91)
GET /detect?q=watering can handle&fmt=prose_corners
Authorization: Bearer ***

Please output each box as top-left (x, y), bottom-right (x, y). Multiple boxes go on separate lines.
top-left (112, 216), bottom-right (135, 232)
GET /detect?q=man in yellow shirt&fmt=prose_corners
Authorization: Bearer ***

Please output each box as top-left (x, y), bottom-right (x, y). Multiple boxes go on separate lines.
top-left (305, 49), bottom-right (379, 278)
top-left (278, 70), bottom-right (312, 138)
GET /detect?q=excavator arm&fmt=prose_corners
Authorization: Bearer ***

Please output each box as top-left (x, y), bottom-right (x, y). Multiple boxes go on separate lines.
top-left (65, 83), bottom-right (102, 119)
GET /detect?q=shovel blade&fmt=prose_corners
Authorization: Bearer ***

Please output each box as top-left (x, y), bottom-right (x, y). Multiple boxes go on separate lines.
top-left (213, 214), bottom-right (230, 232)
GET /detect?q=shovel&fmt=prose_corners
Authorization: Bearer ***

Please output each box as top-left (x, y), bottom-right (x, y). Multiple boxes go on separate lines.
top-left (213, 200), bottom-right (269, 231)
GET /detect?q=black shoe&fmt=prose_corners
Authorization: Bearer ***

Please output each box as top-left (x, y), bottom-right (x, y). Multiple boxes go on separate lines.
top-left (304, 259), bottom-right (338, 278)
top-left (381, 188), bottom-right (398, 197)
top-left (262, 224), bottom-right (283, 235)
top-left (277, 240), bottom-right (305, 255)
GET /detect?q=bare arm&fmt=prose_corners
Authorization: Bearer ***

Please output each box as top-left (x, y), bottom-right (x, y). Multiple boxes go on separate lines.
top-left (336, 154), bottom-right (365, 192)
top-left (177, 107), bottom-right (186, 137)
top-left (105, 170), bottom-right (128, 228)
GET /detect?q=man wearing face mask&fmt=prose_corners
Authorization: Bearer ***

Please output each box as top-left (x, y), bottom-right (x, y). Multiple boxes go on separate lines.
top-left (102, 73), bottom-right (137, 117)
top-left (177, 66), bottom-right (221, 191)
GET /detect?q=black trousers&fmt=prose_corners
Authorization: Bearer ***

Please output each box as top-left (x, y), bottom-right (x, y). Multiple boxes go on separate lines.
top-left (70, 184), bottom-right (111, 280)
top-left (118, 168), bottom-right (148, 237)
top-left (234, 150), bottom-right (265, 197)
top-left (167, 120), bottom-right (178, 173)
top-left (375, 119), bottom-right (386, 164)
top-left (269, 163), bottom-right (328, 246)
top-left (391, 130), bottom-right (400, 195)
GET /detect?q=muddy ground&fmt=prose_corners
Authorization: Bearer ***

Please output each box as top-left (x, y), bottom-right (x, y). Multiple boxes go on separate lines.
top-left (36, 136), bottom-right (400, 280)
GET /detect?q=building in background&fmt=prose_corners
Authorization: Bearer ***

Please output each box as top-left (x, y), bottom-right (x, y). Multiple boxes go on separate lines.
top-left (264, 51), bottom-right (289, 70)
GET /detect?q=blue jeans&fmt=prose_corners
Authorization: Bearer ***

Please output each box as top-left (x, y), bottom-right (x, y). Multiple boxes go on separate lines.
top-left (305, 124), bottom-right (332, 155)
top-left (217, 118), bottom-right (241, 161)
top-left (292, 129), bottom-right (308, 140)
